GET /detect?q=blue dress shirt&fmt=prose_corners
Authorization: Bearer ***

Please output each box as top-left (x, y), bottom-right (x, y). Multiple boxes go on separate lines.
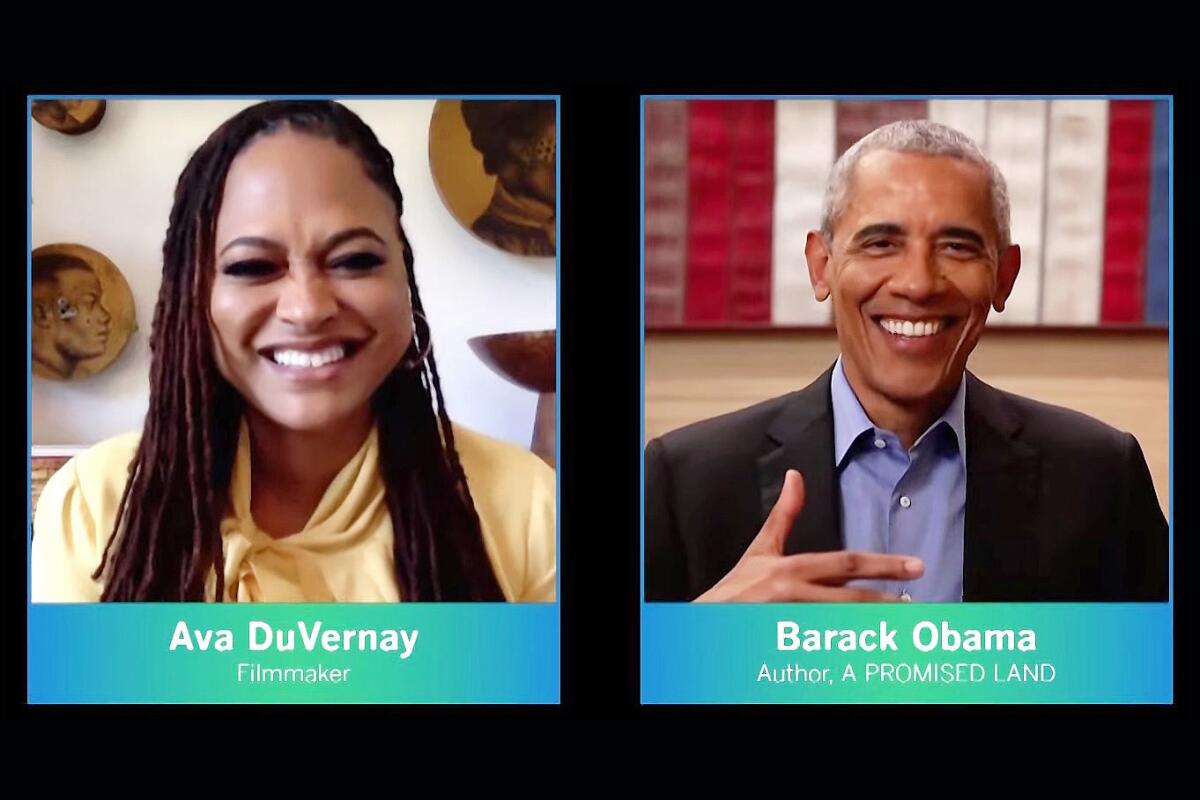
top-left (830, 357), bottom-right (967, 602)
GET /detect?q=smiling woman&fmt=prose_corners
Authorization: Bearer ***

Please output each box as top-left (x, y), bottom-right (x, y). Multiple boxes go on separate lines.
top-left (32, 100), bottom-right (556, 603)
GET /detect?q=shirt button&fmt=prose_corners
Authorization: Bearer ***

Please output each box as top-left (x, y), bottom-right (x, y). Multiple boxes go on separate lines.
top-left (899, 495), bottom-right (912, 509)
top-left (874, 438), bottom-right (886, 449)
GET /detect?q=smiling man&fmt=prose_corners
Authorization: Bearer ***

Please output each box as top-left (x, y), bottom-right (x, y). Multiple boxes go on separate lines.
top-left (645, 120), bottom-right (1168, 603)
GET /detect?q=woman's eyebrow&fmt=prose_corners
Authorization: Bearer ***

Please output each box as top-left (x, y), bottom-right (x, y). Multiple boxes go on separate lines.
top-left (320, 227), bottom-right (386, 253)
top-left (218, 236), bottom-right (285, 256)
top-left (218, 228), bottom-right (386, 258)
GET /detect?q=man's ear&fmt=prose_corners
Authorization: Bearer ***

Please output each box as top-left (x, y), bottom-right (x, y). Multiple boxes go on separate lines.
top-left (32, 302), bottom-right (51, 328)
top-left (993, 244), bottom-right (1021, 312)
top-left (805, 231), bottom-right (832, 302)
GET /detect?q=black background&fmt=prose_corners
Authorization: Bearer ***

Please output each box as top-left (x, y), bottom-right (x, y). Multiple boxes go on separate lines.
top-left (3, 72), bottom-right (1191, 727)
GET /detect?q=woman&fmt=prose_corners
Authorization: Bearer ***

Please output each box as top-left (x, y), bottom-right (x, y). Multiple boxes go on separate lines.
top-left (32, 100), bottom-right (556, 602)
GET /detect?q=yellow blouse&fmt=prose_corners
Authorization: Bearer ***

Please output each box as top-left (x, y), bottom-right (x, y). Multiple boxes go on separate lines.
top-left (32, 421), bottom-right (556, 602)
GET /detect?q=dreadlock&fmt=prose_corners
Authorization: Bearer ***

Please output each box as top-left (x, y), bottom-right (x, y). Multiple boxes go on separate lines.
top-left (94, 100), bottom-right (504, 601)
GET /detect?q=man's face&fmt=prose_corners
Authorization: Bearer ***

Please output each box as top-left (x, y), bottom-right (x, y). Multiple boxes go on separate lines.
top-left (51, 268), bottom-right (111, 359)
top-left (806, 150), bottom-right (1021, 409)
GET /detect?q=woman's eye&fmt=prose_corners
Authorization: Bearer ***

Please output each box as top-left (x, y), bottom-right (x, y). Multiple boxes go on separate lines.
top-left (331, 253), bottom-right (385, 272)
top-left (222, 259), bottom-right (278, 278)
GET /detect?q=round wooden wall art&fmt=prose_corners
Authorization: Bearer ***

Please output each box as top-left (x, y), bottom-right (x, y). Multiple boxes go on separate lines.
top-left (32, 100), bottom-right (107, 135)
top-left (429, 99), bottom-right (556, 258)
top-left (32, 243), bottom-right (136, 381)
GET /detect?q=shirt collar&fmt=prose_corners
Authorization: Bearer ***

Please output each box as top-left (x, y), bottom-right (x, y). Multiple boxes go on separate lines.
top-left (830, 356), bottom-right (967, 467)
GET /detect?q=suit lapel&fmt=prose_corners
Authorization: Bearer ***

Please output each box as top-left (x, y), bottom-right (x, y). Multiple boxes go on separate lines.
top-left (963, 373), bottom-right (1041, 600)
top-left (760, 365), bottom-right (842, 555)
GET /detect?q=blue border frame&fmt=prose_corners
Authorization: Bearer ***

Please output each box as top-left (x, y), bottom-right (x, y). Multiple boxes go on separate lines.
top-left (639, 94), bottom-right (1174, 699)
top-left (27, 94), bottom-right (562, 701)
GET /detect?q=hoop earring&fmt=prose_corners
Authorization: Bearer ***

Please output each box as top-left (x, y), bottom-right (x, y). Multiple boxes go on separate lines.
top-left (401, 310), bottom-right (432, 371)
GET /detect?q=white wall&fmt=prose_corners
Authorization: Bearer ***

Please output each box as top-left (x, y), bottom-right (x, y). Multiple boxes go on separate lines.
top-left (31, 99), bottom-right (556, 448)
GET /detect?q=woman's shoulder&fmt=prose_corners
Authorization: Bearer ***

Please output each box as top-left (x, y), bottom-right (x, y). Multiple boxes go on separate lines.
top-left (450, 423), bottom-right (554, 489)
top-left (55, 431), bottom-right (142, 505)
top-left (70, 430), bottom-right (142, 474)
top-left (36, 431), bottom-right (141, 542)
top-left (32, 431), bottom-right (141, 602)
top-left (448, 423), bottom-right (555, 602)
top-left (447, 422), bottom-right (555, 534)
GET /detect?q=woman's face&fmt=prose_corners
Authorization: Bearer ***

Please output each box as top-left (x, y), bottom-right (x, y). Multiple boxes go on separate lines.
top-left (209, 129), bottom-right (414, 434)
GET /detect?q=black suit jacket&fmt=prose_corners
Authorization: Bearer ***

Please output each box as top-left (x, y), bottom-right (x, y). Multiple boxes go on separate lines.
top-left (645, 365), bottom-right (1168, 602)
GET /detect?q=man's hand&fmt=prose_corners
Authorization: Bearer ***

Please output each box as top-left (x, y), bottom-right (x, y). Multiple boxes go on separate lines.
top-left (694, 470), bottom-right (924, 602)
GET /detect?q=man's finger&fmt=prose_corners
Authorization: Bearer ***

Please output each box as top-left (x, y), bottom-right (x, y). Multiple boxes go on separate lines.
top-left (748, 469), bottom-right (805, 555)
top-left (779, 550), bottom-right (924, 584)
top-left (771, 582), bottom-right (904, 603)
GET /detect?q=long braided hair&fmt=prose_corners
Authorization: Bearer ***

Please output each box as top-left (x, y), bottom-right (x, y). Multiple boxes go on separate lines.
top-left (94, 100), bottom-right (504, 601)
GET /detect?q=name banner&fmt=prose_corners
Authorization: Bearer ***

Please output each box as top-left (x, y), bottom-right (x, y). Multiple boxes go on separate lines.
top-left (641, 604), bottom-right (1171, 704)
top-left (30, 603), bottom-right (558, 704)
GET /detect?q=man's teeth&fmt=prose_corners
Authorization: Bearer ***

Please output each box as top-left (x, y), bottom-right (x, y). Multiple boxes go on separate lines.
top-left (880, 318), bottom-right (945, 337)
top-left (271, 345), bottom-right (347, 368)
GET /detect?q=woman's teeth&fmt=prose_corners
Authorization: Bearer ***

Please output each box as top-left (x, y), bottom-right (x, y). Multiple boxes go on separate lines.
top-left (271, 345), bottom-right (347, 368)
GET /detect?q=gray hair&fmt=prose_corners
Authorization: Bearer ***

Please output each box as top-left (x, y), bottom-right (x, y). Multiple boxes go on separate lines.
top-left (819, 119), bottom-right (1011, 252)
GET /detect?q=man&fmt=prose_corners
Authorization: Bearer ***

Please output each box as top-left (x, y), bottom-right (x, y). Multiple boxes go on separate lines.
top-left (32, 253), bottom-right (111, 379)
top-left (645, 120), bottom-right (1168, 603)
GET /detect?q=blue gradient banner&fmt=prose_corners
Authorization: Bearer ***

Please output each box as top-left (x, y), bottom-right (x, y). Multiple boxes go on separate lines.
top-left (641, 604), bottom-right (1171, 704)
top-left (29, 604), bottom-right (558, 704)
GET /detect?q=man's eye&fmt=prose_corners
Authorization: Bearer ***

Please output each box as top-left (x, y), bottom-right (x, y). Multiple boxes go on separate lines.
top-left (942, 241), bottom-right (980, 256)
